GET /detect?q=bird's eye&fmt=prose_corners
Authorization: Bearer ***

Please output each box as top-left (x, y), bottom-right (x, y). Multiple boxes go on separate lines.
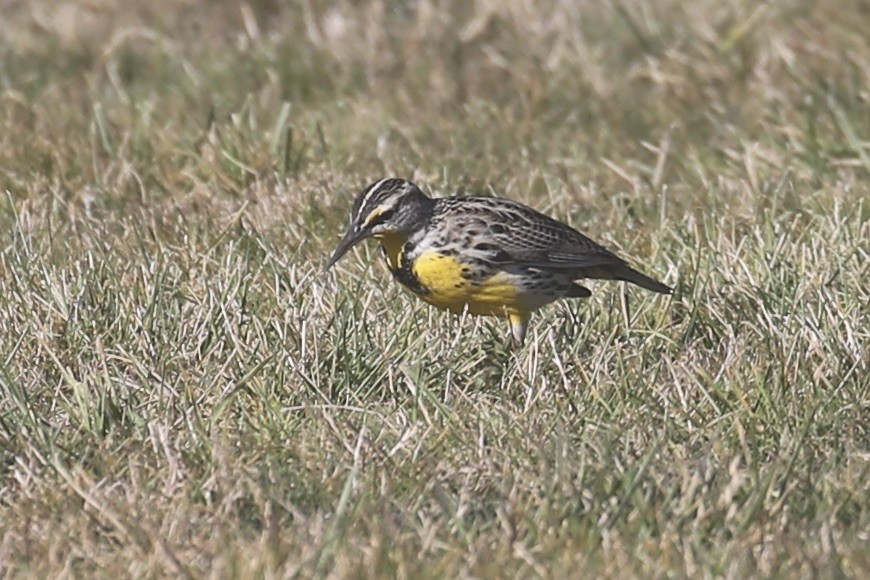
top-left (370, 208), bottom-right (396, 227)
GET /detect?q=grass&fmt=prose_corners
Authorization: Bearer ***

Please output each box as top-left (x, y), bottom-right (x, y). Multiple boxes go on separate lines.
top-left (0, 0), bottom-right (867, 577)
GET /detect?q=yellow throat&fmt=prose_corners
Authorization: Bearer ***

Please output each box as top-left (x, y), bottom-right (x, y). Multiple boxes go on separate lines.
top-left (374, 232), bottom-right (408, 270)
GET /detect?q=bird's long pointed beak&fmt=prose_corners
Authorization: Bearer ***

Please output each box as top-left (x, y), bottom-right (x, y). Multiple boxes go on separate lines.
top-left (326, 227), bottom-right (372, 269)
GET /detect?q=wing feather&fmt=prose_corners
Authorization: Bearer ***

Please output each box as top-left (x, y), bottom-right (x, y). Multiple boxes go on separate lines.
top-left (441, 196), bottom-right (624, 269)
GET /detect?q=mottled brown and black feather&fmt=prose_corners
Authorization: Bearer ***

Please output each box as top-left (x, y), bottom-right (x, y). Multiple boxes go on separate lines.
top-left (430, 196), bottom-right (671, 294)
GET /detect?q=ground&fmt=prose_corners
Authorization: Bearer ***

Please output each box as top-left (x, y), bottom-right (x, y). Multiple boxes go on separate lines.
top-left (0, 0), bottom-right (867, 577)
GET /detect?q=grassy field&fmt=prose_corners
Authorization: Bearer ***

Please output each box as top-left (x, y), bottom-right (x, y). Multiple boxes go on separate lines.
top-left (0, 0), bottom-right (867, 577)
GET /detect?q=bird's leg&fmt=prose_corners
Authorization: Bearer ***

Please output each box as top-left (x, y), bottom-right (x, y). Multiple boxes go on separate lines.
top-left (619, 285), bottom-right (631, 342)
top-left (508, 312), bottom-right (529, 346)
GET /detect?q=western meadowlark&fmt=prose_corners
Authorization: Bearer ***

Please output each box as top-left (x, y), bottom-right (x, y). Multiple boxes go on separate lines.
top-left (327, 178), bottom-right (671, 344)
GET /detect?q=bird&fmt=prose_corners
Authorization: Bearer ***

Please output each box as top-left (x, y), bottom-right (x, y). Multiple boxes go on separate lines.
top-left (326, 178), bottom-right (671, 345)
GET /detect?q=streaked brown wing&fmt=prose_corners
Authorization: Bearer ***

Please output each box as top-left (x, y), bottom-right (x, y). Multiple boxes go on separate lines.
top-left (443, 196), bottom-right (624, 269)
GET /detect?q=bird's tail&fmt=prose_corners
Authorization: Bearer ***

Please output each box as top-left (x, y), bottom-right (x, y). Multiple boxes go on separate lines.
top-left (616, 264), bottom-right (672, 294)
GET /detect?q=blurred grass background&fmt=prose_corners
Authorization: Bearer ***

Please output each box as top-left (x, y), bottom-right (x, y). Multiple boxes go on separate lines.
top-left (0, 0), bottom-right (867, 577)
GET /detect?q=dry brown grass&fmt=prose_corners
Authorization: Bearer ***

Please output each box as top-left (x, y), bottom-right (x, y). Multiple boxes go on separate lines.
top-left (0, 0), bottom-right (868, 577)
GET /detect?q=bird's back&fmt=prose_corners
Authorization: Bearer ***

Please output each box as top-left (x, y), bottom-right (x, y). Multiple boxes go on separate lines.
top-left (426, 196), bottom-right (623, 269)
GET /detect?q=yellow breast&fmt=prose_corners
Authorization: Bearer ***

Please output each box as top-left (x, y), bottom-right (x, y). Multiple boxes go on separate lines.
top-left (375, 235), bottom-right (532, 317)
top-left (410, 250), bottom-right (525, 317)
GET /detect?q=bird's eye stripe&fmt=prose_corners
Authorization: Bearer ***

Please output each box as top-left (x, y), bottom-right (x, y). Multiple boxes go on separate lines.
top-left (364, 207), bottom-right (396, 228)
top-left (361, 209), bottom-right (382, 228)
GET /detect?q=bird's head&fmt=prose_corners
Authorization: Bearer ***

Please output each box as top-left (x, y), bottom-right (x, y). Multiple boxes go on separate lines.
top-left (326, 178), bottom-right (433, 268)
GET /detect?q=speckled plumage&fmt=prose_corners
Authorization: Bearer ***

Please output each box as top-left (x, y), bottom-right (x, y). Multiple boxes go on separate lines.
top-left (327, 178), bottom-right (671, 344)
